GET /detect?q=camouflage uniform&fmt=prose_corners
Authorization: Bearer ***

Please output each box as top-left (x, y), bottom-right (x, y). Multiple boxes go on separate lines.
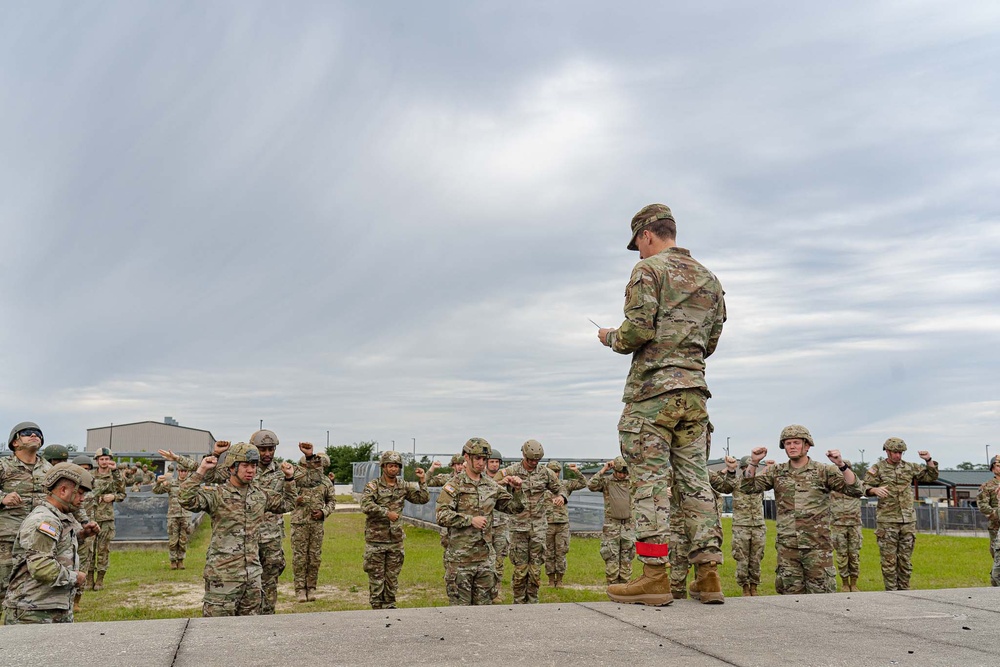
top-left (605, 244), bottom-right (726, 568)
top-left (975, 473), bottom-right (1000, 563)
top-left (742, 460), bottom-right (862, 594)
top-left (77, 484), bottom-right (97, 591)
top-left (81, 467), bottom-right (125, 584)
top-left (488, 492), bottom-right (511, 598)
top-left (714, 468), bottom-right (765, 591)
top-left (588, 467), bottom-right (635, 584)
top-left (863, 454), bottom-right (938, 591)
top-left (670, 467), bottom-right (731, 595)
top-left (0, 454), bottom-right (55, 604)
top-left (830, 491), bottom-right (863, 590)
top-left (179, 467), bottom-right (297, 616)
top-left (543, 467), bottom-right (587, 584)
top-left (2, 499), bottom-right (81, 624)
top-left (152, 477), bottom-right (193, 567)
top-left (493, 460), bottom-right (565, 603)
top-left (436, 472), bottom-right (524, 605)
top-left (360, 474), bottom-right (430, 609)
top-left (290, 456), bottom-right (337, 599)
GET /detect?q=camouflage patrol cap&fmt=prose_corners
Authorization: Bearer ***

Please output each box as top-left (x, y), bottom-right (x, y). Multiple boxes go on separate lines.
top-left (8, 421), bottom-right (43, 449)
top-left (628, 203), bottom-right (675, 251)
top-left (487, 448), bottom-right (503, 462)
top-left (612, 456), bottom-right (628, 473)
top-left (380, 450), bottom-right (403, 467)
top-left (546, 460), bottom-right (562, 473)
top-left (72, 454), bottom-right (95, 469)
top-left (43, 462), bottom-right (94, 492)
top-left (249, 429), bottom-right (279, 448)
top-left (778, 425), bottom-right (814, 449)
top-left (462, 438), bottom-right (492, 457)
top-left (42, 444), bottom-right (70, 463)
top-left (883, 437), bottom-right (907, 453)
top-left (992, 455), bottom-right (1000, 470)
top-left (521, 439), bottom-right (544, 459)
top-left (94, 447), bottom-right (114, 459)
top-left (226, 442), bottom-right (260, 466)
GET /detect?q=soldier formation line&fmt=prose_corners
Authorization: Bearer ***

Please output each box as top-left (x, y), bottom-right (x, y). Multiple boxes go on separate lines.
top-left (1, 203), bottom-right (994, 624)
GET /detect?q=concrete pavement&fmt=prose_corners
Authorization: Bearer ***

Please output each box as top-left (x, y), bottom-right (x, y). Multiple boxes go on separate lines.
top-left (2, 587), bottom-right (998, 666)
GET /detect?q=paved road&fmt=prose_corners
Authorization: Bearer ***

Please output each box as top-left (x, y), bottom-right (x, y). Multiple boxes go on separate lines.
top-left (2, 587), bottom-right (997, 666)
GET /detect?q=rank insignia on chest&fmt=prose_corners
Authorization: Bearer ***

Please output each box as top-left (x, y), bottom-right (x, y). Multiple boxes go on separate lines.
top-left (37, 522), bottom-right (59, 538)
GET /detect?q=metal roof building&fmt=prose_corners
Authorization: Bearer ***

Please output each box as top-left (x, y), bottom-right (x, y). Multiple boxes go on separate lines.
top-left (86, 419), bottom-right (215, 454)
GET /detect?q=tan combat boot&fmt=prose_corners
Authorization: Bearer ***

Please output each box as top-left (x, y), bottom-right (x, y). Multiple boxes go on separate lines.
top-left (85, 571), bottom-right (95, 591)
top-left (548, 573), bottom-right (556, 587)
top-left (849, 576), bottom-right (860, 592)
top-left (296, 589), bottom-right (308, 603)
top-left (741, 584), bottom-right (751, 596)
top-left (749, 584), bottom-right (759, 596)
top-left (841, 575), bottom-right (849, 592)
top-left (688, 574), bottom-right (702, 601)
top-left (94, 572), bottom-right (105, 591)
top-left (554, 574), bottom-right (562, 589)
top-left (73, 592), bottom-right (82, 613)
top-left (178, 561), bottom-right (185, 570)
top-left (671, 587), bottom-right (687, 600)
top-left (606, 563), bottom-right (673, 606)
top-left (693, 563), bottom-right (724, 604)
top-left (307, 588), bottom-right (316, 601)
top-left (169, 561), bottom-right (177, 570)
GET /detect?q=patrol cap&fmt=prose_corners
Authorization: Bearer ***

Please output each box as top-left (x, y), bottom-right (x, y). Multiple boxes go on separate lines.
top-left (44, 462), bottom-right (94, 492)
top-left (8, 421), bottom-right (44, 448)
top-left (778, 424), bottom-right (814, 449)
top-left (521, 439), bottom-right (544, 459)
top-left (627, 203), bottom-right (675, 251)
top-left (992, 455), bottom-right (1000, 470)
top-left (883, 437), bottom-right (907, 453)
top-left (462, 438), bottom-right (492, 457)
top-left (612, 456), bottom-right (628, 473)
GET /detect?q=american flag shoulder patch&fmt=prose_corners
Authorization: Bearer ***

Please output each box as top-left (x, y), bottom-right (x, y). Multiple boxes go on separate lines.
top-left (37, 522), bottom-right (59, 539)
top-left (443, 483), bottom-right (456, 495)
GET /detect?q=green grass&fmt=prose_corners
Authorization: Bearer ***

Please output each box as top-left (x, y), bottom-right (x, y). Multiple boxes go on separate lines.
top-left (74, 515), bottom-right (995, 622)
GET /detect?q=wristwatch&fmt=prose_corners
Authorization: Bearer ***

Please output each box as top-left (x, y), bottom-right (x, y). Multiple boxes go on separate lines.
top-left (838, 463), bottom-right (850, 471)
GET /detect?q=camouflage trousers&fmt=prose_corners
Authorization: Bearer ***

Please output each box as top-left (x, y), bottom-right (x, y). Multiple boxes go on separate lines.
top-left (775, 545), bottom-right (835, 595)
top-left (0, 540), bottom-right (13, 604)
top-left (732, 525), bottom-right (766, 587)
top-left (990, 527), bottom-right (998, 560)
top-left (3, 605), bottom-right (73, 625)
top-left (544, 522), bottom-right (570, 576)
top-left (600, 518), bottom-right (635, 584)
top-left (259, 537), bottom-right (285, 614)
top-left (875, 522), bottom-right (916, 591)
top-left (78, 534), bottom-right (96, 594)
top-left (488, 523), bottom-right (509, 598)
top-left (291, 521), bottom-right (325, 592)
top-left (82, 520), bottom-right (115, 573)
top-left (831, 524), bottom-right (862, 581)
top-left (363, 542), bottom-right (404, 609)
top-left (990, 534), bottom-right (1000, 587)
top-left (203, 578), bottom-right (262, 617)
top-left (509, 526), bottom-right (545, 603)
top-left (167, 517), bottom-right (189, 563)
top-left (445, 560), bottom-right (496, 606)
top-left (619, 389), bottom-right (722, 565)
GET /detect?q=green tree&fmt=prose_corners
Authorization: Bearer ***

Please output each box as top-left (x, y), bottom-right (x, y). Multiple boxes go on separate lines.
top-left (325, 440), bottom-right (377, 484)
top-left (851, 460), bottom-right (870, 479)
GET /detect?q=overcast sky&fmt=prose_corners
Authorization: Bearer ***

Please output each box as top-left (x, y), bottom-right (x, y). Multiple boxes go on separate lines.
top-left (2, 2), bottom-right (998, 467)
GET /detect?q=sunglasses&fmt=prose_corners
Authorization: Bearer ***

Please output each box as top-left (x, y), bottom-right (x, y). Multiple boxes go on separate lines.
top-left (18, 428), bottom-right (42, 439)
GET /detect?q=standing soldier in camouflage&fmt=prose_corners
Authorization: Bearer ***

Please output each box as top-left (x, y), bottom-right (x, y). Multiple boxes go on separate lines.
top-left (485, 448), bottom-right (511, 603)
top-left (72, 454), bottom-right (96, 613)
top-left (290, 443), bottom-right (337, 602)
top-left (712, 456), bottom-right (765, 596)
top-left (361, 451), bottom-right (430, 609)
top-left (543, 461), bottom-right (587, 587)
top-left (436, 438), bottom-right (524, 605)
top-left (493, 439), bottom-right (566, 604)
top-left (597, 203), bottom-right (727, 607)
top-left (180, 442), bottom-right (296, 616)
top-left (427, 456), bottom-right (459, 487)
top-left (976, 455), bottom-right (1000, 578)
top-left (742, 425), bottom-right (862, 595)
top-left (152, 451), bottom-right (197, 570)
top-left (588, 457), bottom-right (635, 585)
top-left (863, 438), bottom-right (938, 591)
top-left (830, 462), bottom-right (863, 592)
top-left (81, 447), bottom-right (125, 592)
top-left (2, 463), bottom-right (97, 625)
top-left (1, 422), bottom-right (51, 606)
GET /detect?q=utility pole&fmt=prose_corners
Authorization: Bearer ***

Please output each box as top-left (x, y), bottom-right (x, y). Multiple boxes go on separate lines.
top-left (259, 419), bottom-right (263, 430)
top-left (988, 444), bottom-right (992, 466)
top-left (326, 430), bottom-right (330, 448)
top-left (859, 449), bottom-right (865, 466)
top-left (725, 437), bottom-right (730, 458)
top-left (412, 437), bottom-right (416, 457)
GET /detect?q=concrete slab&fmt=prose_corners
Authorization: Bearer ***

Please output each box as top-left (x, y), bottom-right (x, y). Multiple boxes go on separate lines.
top-left (2, 588), bottom-right (999, 666)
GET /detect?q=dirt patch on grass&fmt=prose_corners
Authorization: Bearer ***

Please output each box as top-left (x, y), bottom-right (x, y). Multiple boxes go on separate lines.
top-left (119, 581), bottom-right (374, 613)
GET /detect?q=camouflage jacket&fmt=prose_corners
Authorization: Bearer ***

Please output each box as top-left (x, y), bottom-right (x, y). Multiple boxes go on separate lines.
top-left (91, 469), bottom-right (126, 522)
top-left (493, 463), bottom-right (566, 532)
top-left (290, 457), bottom-right (337, 524)
top-left (742, 459), bottom-right (862, 550)
top-left (977, 476), bottom-right (1000, 531)
top-left (143, 471), bottom-right (155, 484)
top-left (606, 247), bottom-right (726, 403)
top-left (587, 471), bottom-right (632, 522)
top-left (712, 470), bottom-right (764, 527)
top-left (863, 458), bottom-right (938, 523)
top-left (361, 476), bottom-right (429, 544)
top-left (179, 471), bottom-right (296, 582)
top-left (152, 479), bottom-right (191, 519)
top-left (830, 491), bottom-right (862, 526)
top-left (545, 473), bottom-right (587, 524)
top-left (0, 456), bottom-right (92, 537)
top-left (4, 500), bottom-right (81, 611)
top-left (436, 472), bottom-right (525, 566)
top-left (427, 472), bottom-right (457, 488)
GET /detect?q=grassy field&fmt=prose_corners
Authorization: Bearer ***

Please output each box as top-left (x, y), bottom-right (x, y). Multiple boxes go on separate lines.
top-left (74, 514), bottom-right (996, 622)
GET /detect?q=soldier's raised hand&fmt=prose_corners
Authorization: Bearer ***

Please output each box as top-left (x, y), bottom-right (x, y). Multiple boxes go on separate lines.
top-left (101, 494), bottom-right (115, 503)
top-left (826, 450), bottom-right (844, 467)
top-left (213, 441), bottom-right (231, 456)
top-left (108, 460), bottom-right (117, 471)
top-left (157, 449), bottom-right (178, 461)
top-left (429, 461), bottom-right (442, 472)
top-left (750, 447), bottom-right (767, 464)
top-left (764, 459), bottom-right (776, 467)
top-left (918, 450), bottom-right (932, 462)
top-left (414, 467), bottom-right (426, 482)
top-left (280, 461), bottom-right (294, 478)
top-left (568, 463), bottom-right (579, 471)
top-left (157, 474), bottom-right (170, 483)
top-left (199, 455), bottom-right (218, 474)
top-left (724, 455), bottom-right (738, 472)
top-left (299, 442), bottom-right (314, 456)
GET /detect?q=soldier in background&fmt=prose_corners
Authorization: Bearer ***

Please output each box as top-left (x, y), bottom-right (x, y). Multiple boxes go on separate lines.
top-left (485, 448), bottom-right (511, 603)
top-left (713, 456), bottom-right (770, 597)
top-left (290, 443), bottom-right (336, 602)
top-left (436, 438), bottom-right (524, 605)
top-left (743, 425), bottom-right (861, 595)
top-left (2, 463), bottom-right (97, 625)
top-left (247, 431), bottom-right (287, 614)
top-left (588, 457), bottom-right (635, 585)
top-left (180, 442), bottom-right (296, 616)
top-left (830, 461), bottom-right (863, 592)
top-left (544, 461), bottom-right (587, 588)
top-left (863, 438), bottom-right (937, 591)
top-left (427, 456), bottom-right (459, 487)
top-left (72, 454), bottom-right (96, 613)
top-left (152, 453), bottom-right (197, 570)
top-left (493, 439), bottom-right (566, 604)
top-left (976, 455), bottom-right (1000, 582)
top-left (41, 445), bottom-right (70, 465)
top-left (360, 451), bottom-right (430, 609)
top-left (81, 447), bottom-right (125, 592)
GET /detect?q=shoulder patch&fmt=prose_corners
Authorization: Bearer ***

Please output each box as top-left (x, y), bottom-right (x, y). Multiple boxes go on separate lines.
top-left (37, 522), bottom-right (59, 539)
top-left (868, 467), bottom-right (877, 475)
top-left (365, 480), bottom-right (378, 492)
top-left (442, 483), bottom-right (456, 495)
